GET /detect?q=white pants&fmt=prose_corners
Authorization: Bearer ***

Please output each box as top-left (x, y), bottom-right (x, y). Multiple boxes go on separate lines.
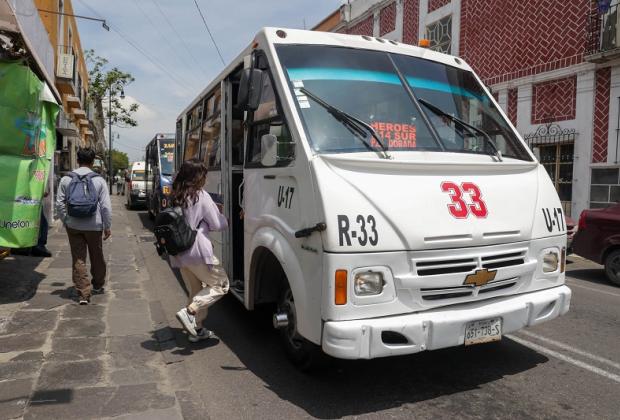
top-left (180, 263), bottom-right (229, 327)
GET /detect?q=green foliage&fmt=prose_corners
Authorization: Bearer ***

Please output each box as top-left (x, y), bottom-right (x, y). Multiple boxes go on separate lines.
top-left (106, 149), bottom-right (129, 175)
top-left (85, 49), bottom-right (139, 128)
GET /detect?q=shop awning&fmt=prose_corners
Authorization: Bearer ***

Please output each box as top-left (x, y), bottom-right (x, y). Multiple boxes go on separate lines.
top-left (0, 0), bottom-right (61, 103)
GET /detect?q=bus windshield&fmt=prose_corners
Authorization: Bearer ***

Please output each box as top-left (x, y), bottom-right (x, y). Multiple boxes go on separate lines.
top-left (159, 139), bottom-right (175, 176)
top-left (276, 45), bottom-right (531, 161)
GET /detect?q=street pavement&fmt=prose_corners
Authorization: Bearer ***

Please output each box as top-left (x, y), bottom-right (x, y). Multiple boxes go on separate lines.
top-left (1, 195), bottom-right (619, 419)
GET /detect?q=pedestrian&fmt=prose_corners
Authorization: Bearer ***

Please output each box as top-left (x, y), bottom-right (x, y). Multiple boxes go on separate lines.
top-left (170, 159), bottom-right (229, 342)
top-left (121, 169), bottom-right (128, 196)
top-left (115, 172), bottom-right (123, 195)
top-left (56, 148), bottom-right (112, 305)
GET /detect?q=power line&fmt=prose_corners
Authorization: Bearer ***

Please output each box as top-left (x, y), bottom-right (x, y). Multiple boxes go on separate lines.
top-left (114, 140), bottom-right (145, 152)
top-left (151, 0), bottom-right (207, 80)
top-left (192, 0), bottom-right (225, 66)
top-left (75, 0), bottom-right (193, 93)
top-left (131, 0), bottom-right (202, 85)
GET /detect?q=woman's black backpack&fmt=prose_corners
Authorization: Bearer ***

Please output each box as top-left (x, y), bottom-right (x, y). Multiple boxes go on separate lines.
top-left (154, 207), bottom-right (197, 256)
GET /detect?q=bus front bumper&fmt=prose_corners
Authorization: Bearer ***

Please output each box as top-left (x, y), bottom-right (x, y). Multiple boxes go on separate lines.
top-left (321, 285), bottom-right (571, 360)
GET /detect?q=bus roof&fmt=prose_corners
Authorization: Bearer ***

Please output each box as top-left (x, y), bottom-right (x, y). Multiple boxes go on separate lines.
top-left (150, 133), bottom-right (175, 142)
top-left (177, 27), bottom-right (475, 121)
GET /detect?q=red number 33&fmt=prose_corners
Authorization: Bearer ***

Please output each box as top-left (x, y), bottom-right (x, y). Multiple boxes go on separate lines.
top-left (440, 182), bottom-right (488, 219)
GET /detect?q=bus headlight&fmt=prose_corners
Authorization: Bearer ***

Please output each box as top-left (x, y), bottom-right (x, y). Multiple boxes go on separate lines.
top-left (354, 271), bottom-right (384, 296)
top-left (162, 186), bottom-right (171, 195)
top-left (542, 250), bottom-right (559, 273)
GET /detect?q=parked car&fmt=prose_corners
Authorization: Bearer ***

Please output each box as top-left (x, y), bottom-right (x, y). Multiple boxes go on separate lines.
top-left (126, 161), bottom-right (147, 209)
top-left (572, 204), bottom-right (620, 286)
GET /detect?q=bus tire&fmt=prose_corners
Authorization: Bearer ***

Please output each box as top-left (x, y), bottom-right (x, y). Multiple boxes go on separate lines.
top-left (277, 285), bottom-right (325, 371)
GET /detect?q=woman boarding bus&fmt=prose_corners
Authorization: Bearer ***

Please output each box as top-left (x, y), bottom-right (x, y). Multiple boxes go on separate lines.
top-left (176, 28), bottom-right (571, 369)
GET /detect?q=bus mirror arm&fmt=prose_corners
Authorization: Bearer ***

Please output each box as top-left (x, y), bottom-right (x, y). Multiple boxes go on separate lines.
top-left (295, 222), bottom-right (327, 238)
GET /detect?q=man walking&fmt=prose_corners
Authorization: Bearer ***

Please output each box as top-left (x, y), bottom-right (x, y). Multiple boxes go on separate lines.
top-left (56, 148), bottom-right (112, 304)
top-left (115, 171), bottom-right (123, 195)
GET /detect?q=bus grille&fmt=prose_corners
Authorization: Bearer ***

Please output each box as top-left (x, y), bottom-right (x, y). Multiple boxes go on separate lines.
top-left (415, 250), bottom-right (526, 276)
top-left (420, 277), bottom-right (519, 301)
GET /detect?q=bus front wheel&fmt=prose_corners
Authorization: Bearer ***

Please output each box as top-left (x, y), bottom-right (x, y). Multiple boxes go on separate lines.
top-left (277, 286), bottom-right (324, 371)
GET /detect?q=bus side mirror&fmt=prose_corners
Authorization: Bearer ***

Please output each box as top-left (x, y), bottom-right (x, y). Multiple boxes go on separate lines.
top-left (261, 134), bottom-right (278, 167)
top-left (238, 68), bottom-right (264, 111)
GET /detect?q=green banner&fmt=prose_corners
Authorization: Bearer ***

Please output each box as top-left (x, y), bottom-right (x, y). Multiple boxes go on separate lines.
top-left (0, 61), bottom-right (59, 248)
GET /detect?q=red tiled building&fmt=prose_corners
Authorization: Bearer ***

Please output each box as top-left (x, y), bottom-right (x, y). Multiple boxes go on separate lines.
top-left (315, 0), bottom-right (620, 216)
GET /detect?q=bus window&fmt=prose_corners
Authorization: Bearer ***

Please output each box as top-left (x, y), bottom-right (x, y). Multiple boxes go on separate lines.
top-left (185, 129), bottom-right (200, 160)
top-left (160, 139), bottom-right (175, 175)
top-left (246, 73), bottom-right (293, 167)
top-left (200, 87), bottom-right (222, 169)
top-left (201, 115), bottom-right (221, 169)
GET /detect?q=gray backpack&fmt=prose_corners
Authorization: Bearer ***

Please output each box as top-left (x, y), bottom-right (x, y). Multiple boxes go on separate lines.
top-left (66, 172), bottom-right (99, 218)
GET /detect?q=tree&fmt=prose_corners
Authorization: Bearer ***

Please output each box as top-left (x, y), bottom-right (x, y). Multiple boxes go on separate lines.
top-left (106, 149), bottom-right (129, 176)
top-left (85, 49), bottom-right (139, 128)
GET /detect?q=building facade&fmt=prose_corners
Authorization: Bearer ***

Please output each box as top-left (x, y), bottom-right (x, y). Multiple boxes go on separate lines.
top-left (1, 0), bottom-right (105, 174)
top-left (315, 0), bottom-right (620, 218)
top-left (35, 0), bottom-right (106, 173)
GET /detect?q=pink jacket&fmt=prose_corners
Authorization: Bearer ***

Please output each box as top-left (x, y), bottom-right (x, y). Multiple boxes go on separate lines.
top-left (169, 190), bottom-right (228, 268)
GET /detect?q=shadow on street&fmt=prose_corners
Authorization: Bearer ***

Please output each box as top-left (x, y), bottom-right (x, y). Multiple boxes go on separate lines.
top-left (194, 296), bottom-right (549, 418)
top-left (0, 255), bottom-right (46, 305)
top-left (567, 268), bottom-right (610, 286)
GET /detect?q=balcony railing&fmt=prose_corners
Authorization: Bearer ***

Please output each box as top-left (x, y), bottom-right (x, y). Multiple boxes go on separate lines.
top-left (56, 110), bottom-right (79, 137)
top-left (586, 2), bottom-right (620, 61)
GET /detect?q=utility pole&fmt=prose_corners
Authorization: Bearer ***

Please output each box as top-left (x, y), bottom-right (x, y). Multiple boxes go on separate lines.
top-left (107, 83), bottom-right (125, 191)
top-left (108, 87), bottom-right (112, 192)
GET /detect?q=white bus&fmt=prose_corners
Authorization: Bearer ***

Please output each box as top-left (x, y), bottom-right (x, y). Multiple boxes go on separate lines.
top-left (176, 28), bottom-right (571, 368)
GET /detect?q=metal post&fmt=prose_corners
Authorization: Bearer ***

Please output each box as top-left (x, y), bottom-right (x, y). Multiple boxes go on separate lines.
top-left (108, 86), bottom-right (113, 191)
top-left (615, 96), bottom-right (620, 164)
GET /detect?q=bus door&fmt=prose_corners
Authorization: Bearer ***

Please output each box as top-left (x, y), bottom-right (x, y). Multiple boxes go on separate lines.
top-left (201, 83), bottom-right (224, 262)
top-left (222, 71), bottom-right (246, 298)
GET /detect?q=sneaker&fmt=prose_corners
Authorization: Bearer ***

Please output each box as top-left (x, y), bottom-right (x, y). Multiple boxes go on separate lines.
top-left (79, 298), bottom-right (89, 305)
top-left (188, 328), bottom-right (214, 343)
top-left (175, 308), bottom-right (197, 336)
top-left (92, 287), bottom-right (105, 295)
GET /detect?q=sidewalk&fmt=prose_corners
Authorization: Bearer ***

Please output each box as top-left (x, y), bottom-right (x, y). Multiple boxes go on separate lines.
top-left (0, 197), bottom-right (199, 419)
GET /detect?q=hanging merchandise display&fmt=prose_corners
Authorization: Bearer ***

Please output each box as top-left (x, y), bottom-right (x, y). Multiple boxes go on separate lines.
top-left (0, 60), bottom-right (59, 248)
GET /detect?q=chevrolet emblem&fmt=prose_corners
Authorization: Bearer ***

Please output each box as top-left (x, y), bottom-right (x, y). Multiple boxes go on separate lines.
top-left (464, 268), bottom-right (497, 287)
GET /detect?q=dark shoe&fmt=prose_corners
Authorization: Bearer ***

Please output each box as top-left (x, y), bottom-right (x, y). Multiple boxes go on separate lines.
top-left (188, 328), bottom-right (214, 343)
top-left (92, 287), bottom-right (105, 295)
top-left (31, 246), bottom-right (52, 257)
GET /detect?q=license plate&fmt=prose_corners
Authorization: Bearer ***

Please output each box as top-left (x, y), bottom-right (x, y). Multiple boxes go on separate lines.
top-left (464, 317), bottom-right (502, 346)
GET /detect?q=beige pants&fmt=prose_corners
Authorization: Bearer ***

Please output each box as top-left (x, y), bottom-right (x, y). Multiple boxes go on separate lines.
top-left (180, 263), bottom-right (229, 327)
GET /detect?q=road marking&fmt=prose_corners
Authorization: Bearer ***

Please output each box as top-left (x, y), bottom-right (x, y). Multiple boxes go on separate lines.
top-left (507, 334), bottom-right (620, 385)
top-left (565, 280), bottom-right (620, 298)
top-left (519, 330), bottom-right (620, 371)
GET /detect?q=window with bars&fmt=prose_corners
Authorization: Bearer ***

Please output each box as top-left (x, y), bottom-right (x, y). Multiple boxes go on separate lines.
top-left (426, 15), bottom-right (452, 54)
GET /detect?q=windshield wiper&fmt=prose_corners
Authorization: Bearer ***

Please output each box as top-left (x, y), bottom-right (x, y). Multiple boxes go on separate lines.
top-left (299, 87), bottom-right (391, 159)
top-left (418, 98), bottom-right (503, 162)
